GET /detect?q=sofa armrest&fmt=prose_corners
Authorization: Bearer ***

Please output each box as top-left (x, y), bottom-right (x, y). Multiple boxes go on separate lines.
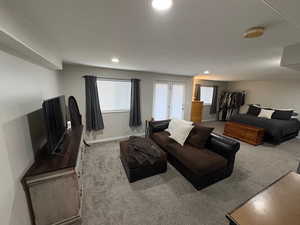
top-left (148, 120), bottom-right (170, 135)
top-left (206, 133), bottom-right (240, 160)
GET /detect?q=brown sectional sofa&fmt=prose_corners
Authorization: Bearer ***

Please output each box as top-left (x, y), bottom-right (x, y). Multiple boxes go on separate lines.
top-left (149, 120), bottom-right (240, 190)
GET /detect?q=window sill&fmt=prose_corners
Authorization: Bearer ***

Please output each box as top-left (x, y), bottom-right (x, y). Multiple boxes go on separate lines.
top-left (203, 104), bottom-right (212, 106)
top-left (102, 110), bottom-right (130, 114)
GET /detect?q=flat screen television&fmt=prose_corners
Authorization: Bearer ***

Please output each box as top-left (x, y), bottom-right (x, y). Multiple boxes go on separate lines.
top-left (42, 95), bottom-right (67, 155)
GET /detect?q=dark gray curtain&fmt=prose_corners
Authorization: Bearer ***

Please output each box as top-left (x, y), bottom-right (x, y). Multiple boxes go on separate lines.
top-left (194, 84), bottom-right (201, 100)
top-left (129, 79), bottom-right (142, 127)
top-left (84, 75), bottom-right (104, 131)
top-left (209, 86), bottom-right (218, 114)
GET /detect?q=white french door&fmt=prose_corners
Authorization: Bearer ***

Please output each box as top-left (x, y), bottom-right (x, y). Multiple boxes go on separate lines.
top-left (153, 81), bottom-right (186, 120)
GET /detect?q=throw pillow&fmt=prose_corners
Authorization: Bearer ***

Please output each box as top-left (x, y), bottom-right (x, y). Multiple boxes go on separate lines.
top-left (187, 123), bottom-right (214, 148)
top-left (167, 119), bottom-right (193, 134)
top-left (246, 104), bottom-right (261, 116)
top-left (272, 109), bottom-right (294, 120)
top-left (168, 119), bottom-right (194, 146)
top-left (258, 109), bottom-right (275, 119)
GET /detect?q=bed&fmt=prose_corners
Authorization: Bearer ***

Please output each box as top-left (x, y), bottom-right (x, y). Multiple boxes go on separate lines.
top-left (230, 114), bottom-right (300, 144)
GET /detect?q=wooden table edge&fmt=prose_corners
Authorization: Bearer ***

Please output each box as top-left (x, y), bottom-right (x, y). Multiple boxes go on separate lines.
top-left (225, 170), bottom-right (295, 225)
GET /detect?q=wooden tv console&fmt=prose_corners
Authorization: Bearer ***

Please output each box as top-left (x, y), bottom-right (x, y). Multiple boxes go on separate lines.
top-left (22, 126), bottom-right (85, 225)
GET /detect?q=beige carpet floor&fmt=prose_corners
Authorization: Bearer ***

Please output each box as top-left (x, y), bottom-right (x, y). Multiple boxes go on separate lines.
top-left (81, 121), bottom-right (300, 225)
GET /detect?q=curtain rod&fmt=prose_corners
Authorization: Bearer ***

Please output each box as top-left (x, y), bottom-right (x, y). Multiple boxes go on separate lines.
top-left (82, 75), bottom-right (132, 81)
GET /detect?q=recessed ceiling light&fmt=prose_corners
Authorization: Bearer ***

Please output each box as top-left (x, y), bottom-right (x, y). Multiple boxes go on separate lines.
top-left (152, 0), bottom-right (173, 11)
top-left (204, 70), bottom-right (210, 74)
top-left (111, 57), bottom-right (119, 63)
top-left (244, 27), bottom-right (265, 38)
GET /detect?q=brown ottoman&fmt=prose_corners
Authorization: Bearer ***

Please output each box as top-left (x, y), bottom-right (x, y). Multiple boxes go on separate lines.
top-left (120, 139), bottom-right (167, 183)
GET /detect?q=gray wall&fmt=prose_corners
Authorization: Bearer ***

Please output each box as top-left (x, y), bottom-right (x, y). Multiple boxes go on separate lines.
top-left (228, 79), bottom-right (300, 118)
top-left (0, 1), bottom-right (62, 68)
top-left (60, 64), bottom-right (193, 141)
top-left (193, 79), bottom-right (228, 121)
top-left (0, 50), bottom-right (62, 225)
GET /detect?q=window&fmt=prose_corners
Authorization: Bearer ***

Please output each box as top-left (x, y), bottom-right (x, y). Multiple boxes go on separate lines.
top-left (200, 86), bottom-right (214, 105)
top-left (153, 81), bottom-right (185, 120)
top-left (97, 79), bottom-right (131, 112)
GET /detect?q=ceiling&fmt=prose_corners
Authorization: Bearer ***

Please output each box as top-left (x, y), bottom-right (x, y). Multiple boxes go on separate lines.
top-left (7, 0), bottom-right (300, 80)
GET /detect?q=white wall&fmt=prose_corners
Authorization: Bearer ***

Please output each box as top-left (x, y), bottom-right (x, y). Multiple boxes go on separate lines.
top-left (228, 79), bottom-right (300, 118)
top-left (0, 50), bottom-right (62, 225)
top-left (60, 64), bottom-right (193, 141)
top-left (0, 1), bottom-right (62, 69)
top-left (193, 79), bottom-right (228, 121)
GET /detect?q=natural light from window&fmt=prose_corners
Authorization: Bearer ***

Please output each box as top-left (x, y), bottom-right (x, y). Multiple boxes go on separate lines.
top-left (200, 86), bottom-right (214, 105)
top-left (97, 79), bottom-right (131, 112)
top-left (153, 81), bottom-right (185, 120)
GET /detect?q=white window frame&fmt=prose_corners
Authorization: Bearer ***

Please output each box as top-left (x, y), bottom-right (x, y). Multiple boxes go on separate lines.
top-left (97, 78), bottom-right (131, 114)
top-left (200, 86), bottom-right (214, 106)
top-left (152, 80), bottom-right (186, 120)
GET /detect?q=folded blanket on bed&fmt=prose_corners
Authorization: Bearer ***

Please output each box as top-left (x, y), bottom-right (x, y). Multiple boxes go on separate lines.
top-left (128, 136), bottom-right (162, 165)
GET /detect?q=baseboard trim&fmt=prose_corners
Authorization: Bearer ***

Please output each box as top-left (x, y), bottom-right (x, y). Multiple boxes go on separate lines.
top-left (86, 133), bottom-right (145, 144)
top-left (202, 119), bottom-right (217, 122)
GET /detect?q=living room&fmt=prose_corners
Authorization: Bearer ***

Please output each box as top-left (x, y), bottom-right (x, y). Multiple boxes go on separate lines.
top-left (1, 1), bottom-right (300, 225)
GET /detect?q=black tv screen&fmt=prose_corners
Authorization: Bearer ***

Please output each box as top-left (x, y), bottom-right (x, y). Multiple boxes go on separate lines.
top-left (42, 96), bottom-right (67, 154)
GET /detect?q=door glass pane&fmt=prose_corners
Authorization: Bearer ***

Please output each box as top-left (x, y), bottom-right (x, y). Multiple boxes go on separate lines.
top-left (170, 83), bottom-right (185, 119)
top-left (153, 83), bottom-right (169, 120)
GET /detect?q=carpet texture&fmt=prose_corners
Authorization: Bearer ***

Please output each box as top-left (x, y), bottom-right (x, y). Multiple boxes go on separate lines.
top-left (81, 121), bottom-right (300, 225)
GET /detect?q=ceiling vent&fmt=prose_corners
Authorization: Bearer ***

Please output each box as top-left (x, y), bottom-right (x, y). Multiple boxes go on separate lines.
top-left (281, 43), bottom-right (300, 71)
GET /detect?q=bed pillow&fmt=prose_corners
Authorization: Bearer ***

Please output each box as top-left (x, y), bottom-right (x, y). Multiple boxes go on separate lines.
top-left (168, 119), bottom-right (194, 146)
top-left (272, 109), bottom-right (294, 120)
top-left (258, 109), bottom-right (275, 119)
top-left (292, 112), bottom-right (298, 119)
top-left (187, 123), bottom-right (214, 148)
top-left (262, 107), bottom-right (273, 110)
top-left (247, 104), bottom-right (261, 116)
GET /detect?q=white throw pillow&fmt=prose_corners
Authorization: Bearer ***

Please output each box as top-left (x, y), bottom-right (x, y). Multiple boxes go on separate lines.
top-left (258, 109), bottom-right (275, 119)
top-left (276, 108), bottom-right (294, 111)
top-left (167, 119), bottom-right (192, 134)
top-left (168, 119), bottom-right (194, 146)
